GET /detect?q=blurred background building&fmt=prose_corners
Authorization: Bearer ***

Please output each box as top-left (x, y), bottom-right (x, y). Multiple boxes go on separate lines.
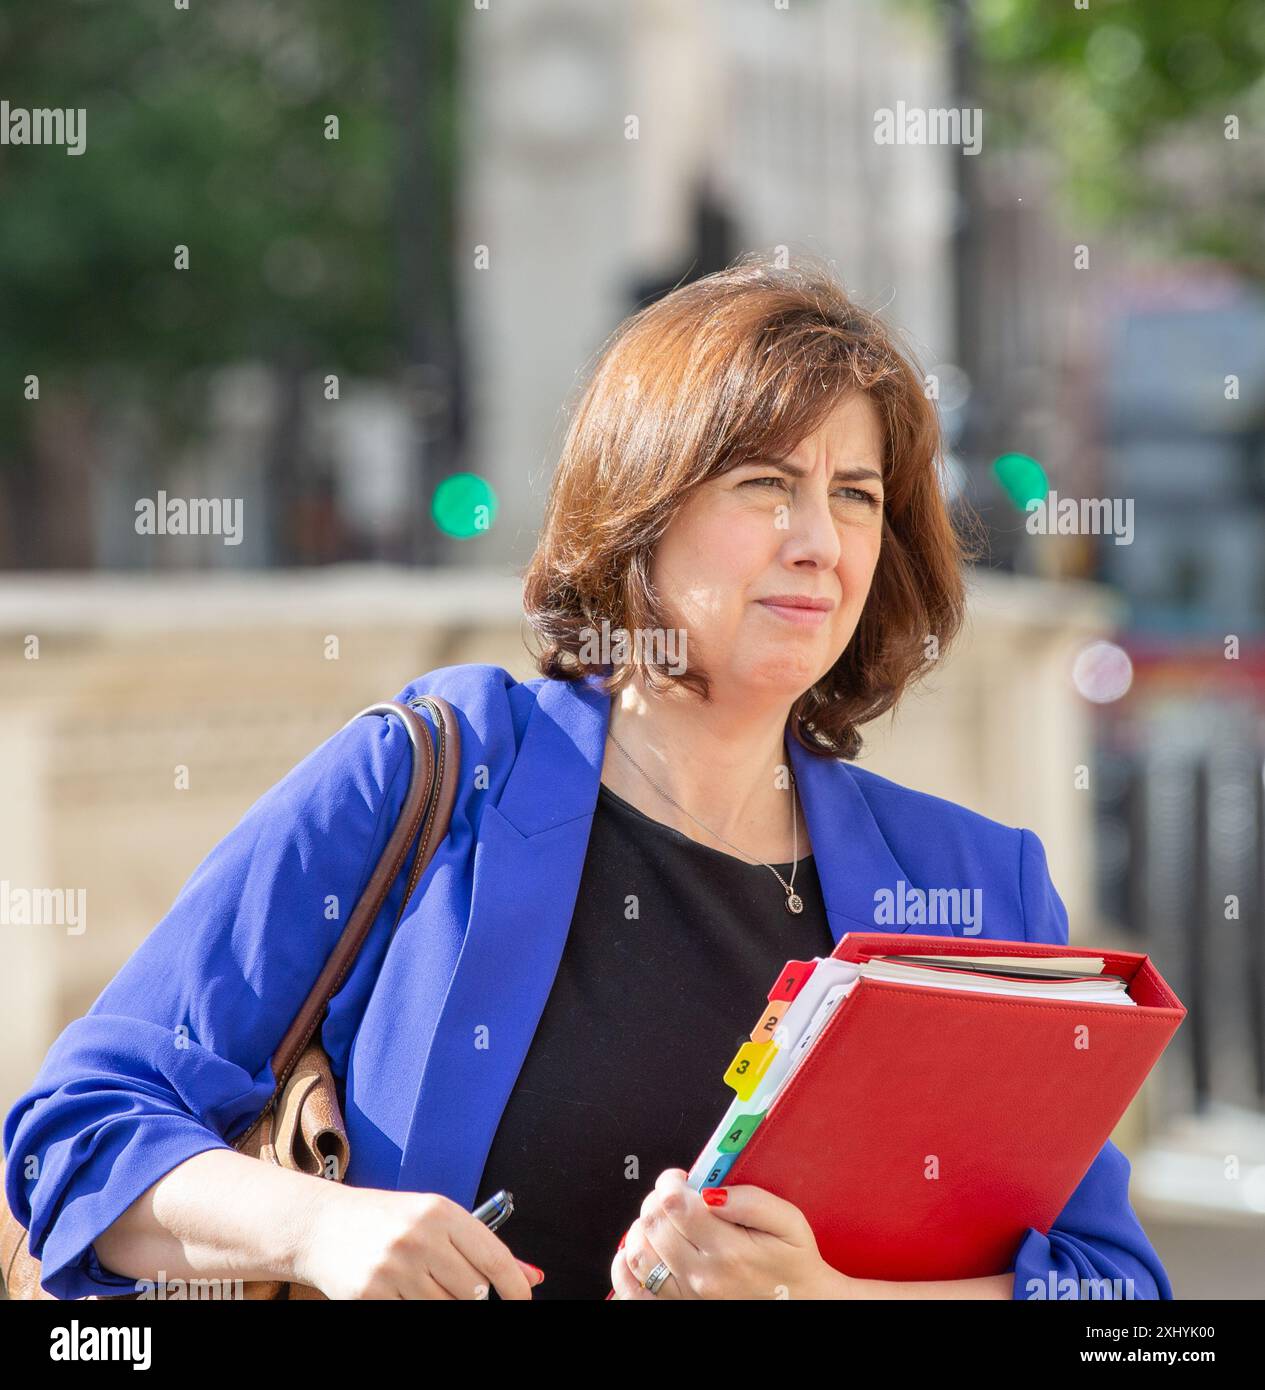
top-left (2, 0), bottom-right (1264, 1296)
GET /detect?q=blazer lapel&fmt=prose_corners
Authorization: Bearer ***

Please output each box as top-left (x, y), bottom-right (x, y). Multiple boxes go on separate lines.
top-left (396, 674), bottom-right (942, 1206)
top-left (786, 732), bottom-right (956, 942)
top-left (395, 673), bottom-right (610, 1204)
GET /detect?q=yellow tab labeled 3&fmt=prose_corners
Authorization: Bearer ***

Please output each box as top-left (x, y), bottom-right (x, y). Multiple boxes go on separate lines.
top-left (723, 1040), bottom-right (777, 1100)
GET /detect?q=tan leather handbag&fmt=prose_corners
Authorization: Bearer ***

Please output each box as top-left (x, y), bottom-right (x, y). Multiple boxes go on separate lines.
top-left (1, 695), bottom-right (460, 1301)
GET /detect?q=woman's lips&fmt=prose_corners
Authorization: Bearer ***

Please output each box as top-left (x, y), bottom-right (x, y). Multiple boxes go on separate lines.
top-left (756, 599), bottom-right (832, 627)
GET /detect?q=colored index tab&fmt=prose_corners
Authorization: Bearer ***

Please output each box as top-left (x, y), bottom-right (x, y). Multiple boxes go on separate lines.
top-left (718, 1111), bottom-right (764, 1153)
top-left (701, 1153), bottom-right (737, 1188)
top-left (723, 1041), bottom-right (777, 1100)
top-left (768, 958), bottom-right (818, 1003)
top-left (750, 998), bottom-right (788, 1042)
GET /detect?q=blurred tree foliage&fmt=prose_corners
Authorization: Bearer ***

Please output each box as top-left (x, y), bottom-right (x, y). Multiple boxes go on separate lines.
top-left (0, 0), bottom-right (459, 561)
top-left (922, 0), bottom-right (1265, 272)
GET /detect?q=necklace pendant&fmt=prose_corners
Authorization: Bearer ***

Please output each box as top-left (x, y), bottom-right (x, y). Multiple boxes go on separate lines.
top-left (785, 892), bottom-right (804, 915)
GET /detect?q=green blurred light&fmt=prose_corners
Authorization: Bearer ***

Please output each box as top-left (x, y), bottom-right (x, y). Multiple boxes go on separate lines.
top-left (432, 473), bottom-right (497, 539)
top-left (992, 452), bottom-right (1049, 510)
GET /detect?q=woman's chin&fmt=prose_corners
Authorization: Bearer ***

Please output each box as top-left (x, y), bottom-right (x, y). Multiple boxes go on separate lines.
top-left (730, 648), bottom-right (826, 699)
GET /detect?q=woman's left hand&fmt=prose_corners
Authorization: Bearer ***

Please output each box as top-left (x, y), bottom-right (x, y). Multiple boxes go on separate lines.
top-left (610, 1168), bottom-right (847, 1300)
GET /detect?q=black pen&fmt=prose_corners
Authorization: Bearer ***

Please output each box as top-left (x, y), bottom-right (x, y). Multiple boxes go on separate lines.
top-left (472, 1188), bottom-right (514, 1233)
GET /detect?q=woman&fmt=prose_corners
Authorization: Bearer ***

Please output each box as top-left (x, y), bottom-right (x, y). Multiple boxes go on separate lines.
top-left (3, 255), bottom-right (1172, 1300)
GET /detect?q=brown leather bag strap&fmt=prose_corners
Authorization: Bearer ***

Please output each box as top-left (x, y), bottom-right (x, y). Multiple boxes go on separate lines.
top-left (393, 697), bottom-right (461, 929)
top-left (0, 1197), bottom-right (27, 1293)
top-left (233, 694), bottom-right (461, 1152)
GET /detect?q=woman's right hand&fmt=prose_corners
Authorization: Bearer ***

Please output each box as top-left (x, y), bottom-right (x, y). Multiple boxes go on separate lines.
top-left (298, 1183), bottom-right (544, 1299)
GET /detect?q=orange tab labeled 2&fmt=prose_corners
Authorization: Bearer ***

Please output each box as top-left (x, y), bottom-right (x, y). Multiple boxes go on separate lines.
top-left (750, 998), bottom-right (789, 1043)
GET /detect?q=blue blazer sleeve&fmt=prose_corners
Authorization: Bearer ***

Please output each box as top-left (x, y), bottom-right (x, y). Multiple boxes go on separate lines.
top-left (2, 706), bottom-right (416, 1299)
top-left (1007, 828), bottom-right (1174, 1300)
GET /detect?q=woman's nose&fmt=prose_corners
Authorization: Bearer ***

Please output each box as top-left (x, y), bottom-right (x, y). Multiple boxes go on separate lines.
top-left (781, 492), bottom-right (842, 568)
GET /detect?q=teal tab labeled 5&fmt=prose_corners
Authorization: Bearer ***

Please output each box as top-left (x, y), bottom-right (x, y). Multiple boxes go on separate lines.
top-left (700, 1152), bottom-right (738, 1188)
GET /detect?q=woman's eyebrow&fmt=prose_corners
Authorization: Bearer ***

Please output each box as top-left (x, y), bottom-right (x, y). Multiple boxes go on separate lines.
top-left (748, 458), bottom-right (884, 486)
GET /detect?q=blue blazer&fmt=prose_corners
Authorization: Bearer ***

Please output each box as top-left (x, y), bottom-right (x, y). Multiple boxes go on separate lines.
top-left (4, 662), bottom-right (1173, 1299)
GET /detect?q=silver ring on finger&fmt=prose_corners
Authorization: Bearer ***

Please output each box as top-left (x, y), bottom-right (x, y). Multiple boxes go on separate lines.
top-left (642, 1259), bottom-right (672, 1295)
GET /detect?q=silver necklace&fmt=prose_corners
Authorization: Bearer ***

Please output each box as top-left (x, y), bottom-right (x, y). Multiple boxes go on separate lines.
top-left (605, 725), bottom-right (805, 914)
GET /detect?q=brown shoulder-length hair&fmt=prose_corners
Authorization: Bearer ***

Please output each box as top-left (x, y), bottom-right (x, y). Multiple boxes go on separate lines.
top-left (521, 251), bottom-right (978, 761)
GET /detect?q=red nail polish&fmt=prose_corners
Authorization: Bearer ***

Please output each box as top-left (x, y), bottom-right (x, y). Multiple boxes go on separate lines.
top-left (526, 1263), bottom-right (545, 1282)
top-left (701, 1186), bottom-right (728, 1206)
top-left (617, 1231), bottom-right (627, 1250)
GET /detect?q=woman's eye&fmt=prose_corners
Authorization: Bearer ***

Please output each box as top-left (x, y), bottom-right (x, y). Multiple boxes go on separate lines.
top-left (839, 487), bottom-right (882, 508)
top-left (740, 476), bottom-right (880, 509)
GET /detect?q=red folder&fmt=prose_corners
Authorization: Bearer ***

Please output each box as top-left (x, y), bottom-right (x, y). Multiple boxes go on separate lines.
top-left (687, 932), bottom-right (1185, 1283)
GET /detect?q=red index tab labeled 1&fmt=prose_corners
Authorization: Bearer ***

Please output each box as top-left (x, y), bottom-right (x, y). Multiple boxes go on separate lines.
top-left (767, 958), bottom-right (818, 1003)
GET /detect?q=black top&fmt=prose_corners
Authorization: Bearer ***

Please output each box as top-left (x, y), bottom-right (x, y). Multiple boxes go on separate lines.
top-left (472, 779), bottom-right (834, 1299)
